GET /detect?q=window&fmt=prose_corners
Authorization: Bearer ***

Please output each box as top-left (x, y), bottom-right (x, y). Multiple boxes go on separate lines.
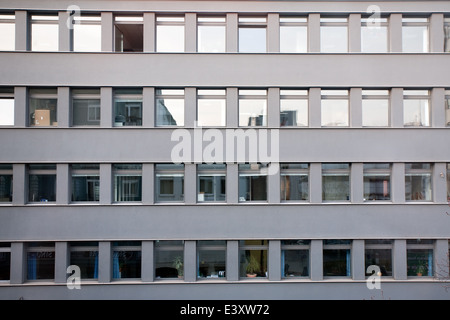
top-left (197, 89), bottom-right (226, 127)
top-left (405, 163), bottom-right (432, 201)
top-left (279, 16), bottom-right (307, 53)
top-left (156, 16), bottom-right (185, 52)
top-left (239, 240), bottom-right (268, 278)
top-left (71, 164), bottom-right (100, 202)
top-left (320, 18), bottom-right (348, 53)
top-left (361, 17), bottom-right (388, 53)
top-left (197, 241), bottom-right (226, 279)
top-left (73, 15), bottom-right (101, 52)
top-left (363, 163), bottom-right (391, 201)
top-left (322, 163), bottom-right (350, 201)
top-left (31, 15), bottom-right (58, 51)
top-left (114, 15), bottom-right (143, 52)
top-left (154, 240), bottom-right (184, 279)
top-left (28, 164), bottom-right (56, 203)
top-left (29, 88), bottom-right (58, 127)
top-left (112, 241), bottom-right (141, 280)
top-left (321, 90), bottom-right (349, 127)
top-left (155, 164), bottom-right (184, 202)
top-left (280, 89), bottom-right (308, 127)
top-left (445, 18), bottom-right (450, 53)
top-left (197, 16), bottom-right (226, 53)
top-left (238, 163), bottom-right (267, 202)
top-left (113, 88), bottom-right (142, 126)
top-left (26, 242), bottom-right (55, 281)
top-left (156, 89), bottom-right (185, 126)
top-left (70, 242), bottom-right (99, 280)
top-left (238, 16), bottom-right (267, 53)
top-left (280, 163), bottom-right (309, 201)
top-left (0, 14), bottom-right (15, 51)
top-left (402, 18), bottom-right (429, 53)
top-left (407, 239), bottom-right (434, 277)
top-left (0, 164), bottom-right (12, 202)
top-left (72, 89), bottom-right (100, 126)
top-left (362, 90), bottom-right (390, 127)
top-left (0, 243), bottom-right (10, 281)
top-left (113, 164), bottom-right (142, 202)
top-left (365, 240), bottom-right (393, 277)
top-left (403, 90), bottom-right (430, 127)
top-left (447, 164), bottom-right (450, 201)
top-left (0, 88), bottom-right (14, 126)
top-left (197, 164), bottom-right (226, 202)
top-left (445, 90), bottom-right (450, 126)
top-left (323, 240), bottom-right (352, 277)
top-left (281, 240), bottom-right (310, 278)
top-left (239, 89), bottom-right (267, 127)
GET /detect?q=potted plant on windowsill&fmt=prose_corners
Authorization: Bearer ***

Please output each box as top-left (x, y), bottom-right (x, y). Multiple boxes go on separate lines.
top-left (246, 256), bottom-right (261, 278)
top-left (416, 264), bottom-right (426, 277)
top-left (173, 256), bottom-right (184, 279)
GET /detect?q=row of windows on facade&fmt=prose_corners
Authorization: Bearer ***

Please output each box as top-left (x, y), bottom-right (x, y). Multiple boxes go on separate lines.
top-left (1, 88), bottom-right (450, 127)
top-left (0, 239), bottom-right (445, 282)
top-left (1, 14), bottom-right (450, 53)
top-left (0, 163), bottom-right (449, 203)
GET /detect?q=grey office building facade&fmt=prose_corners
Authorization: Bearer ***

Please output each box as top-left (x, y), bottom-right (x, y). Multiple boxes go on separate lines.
top-left (0, 0), bottom-right (450, 300)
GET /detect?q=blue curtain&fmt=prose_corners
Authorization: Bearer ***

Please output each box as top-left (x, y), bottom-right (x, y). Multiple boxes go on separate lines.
top-left (112, 252), bottom-right (120, 279)
top-left (346, 250), bottom-right (351, 277)
top-left (27, 253), bottom-right (37, 280)
top-left (93, 252), bottom-right (99, 279)
top-left (427, 251), bottom-right (433, 276)
top-left (280, 251), bottom-right (285, 278)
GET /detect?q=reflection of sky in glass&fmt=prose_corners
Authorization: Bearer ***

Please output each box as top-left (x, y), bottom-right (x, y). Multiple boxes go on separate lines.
top-left (198, 26), bottom-right (226, 52)
top-left (362, 99), bottom-right (389, 127)
top-left (239, 100), bottom-right (267, 126)
top-left (320, 26), bottom-right (348, 53)
top-left (402, 26), bottom-right (428, 52)
top-left (280, 99), bottom-right (308, 126)
top-left (74, 24), bottom-right (101, 52)
top-left (403, 99), bottom-right (429, 126)
top-left (157, 25), bottom-right (185, 52)
top-left (321, 100), bottom-right (349, 126)
top-left (32, 24), bottom-right (58, 51)
top-left (239, 28), bottom-right (266, 53)
top-left (361, 27), bottom-right (388, 53)
top-left (157, 99), bottom-right (185, 126)
top-left (280, 26), bottom-right (307, 53)
top-left (0, 99), bottom-right (14, 125)
top-left (0, 23), bottom-right (15, 51)
top-left (197, 99), bottom-right (226, 126)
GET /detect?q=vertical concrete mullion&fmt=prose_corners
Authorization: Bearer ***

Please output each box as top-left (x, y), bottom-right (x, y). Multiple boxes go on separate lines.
top-left (184, 87), bottom-right (197, 128)
top-left (143, 12), bottom-right (156, 52)
top-left (434, 240), bottom-right (449, 280)
top-left (226, 87), bottom-right (238, 128)
top-left (100, 87), bottom-right (113, 128)
top-left (393, 239), bottom-right (407, 280)
top-left (351, 240), bottom-right (365, 280)
top-left (55, 242), bottom-right (69, 284)
top-left (350, 88), bottom-right (362, 128)
top-left (351, 163), bottom-right (364, 203)
top-left (13, 164), bottom-right (26, 205)
top-left (185, 13), bottom-right (197, 53)
top-left (390, 88), bottom-right (403, 128)
top-left (100, 163), bottom-right (112, 205)
top-left (309, 163), bottom-right (322, 204)
top-left (226, 13), bottom-right (238, 53)
top-left (10, 242), bottom-right (26, 284)
top-left (348, 14), bottom-right (361, 53)
top-left (58, 11), bottom-right (72, 52)
top-left (142, 163), bottom-right (154, 205)
top-left (226, 240), bottom-right (239, 281)
top-left (15, 10), bottom-right (29, 51)
top-left (267, 13), bottom-right (279, 53)
top-left (184, 164), bottom-right (197, 204)
top-left (268, 163), bottom-right (280, 204)
top-left (430, 13), bottom-right (444, 53)
top-left (141, 241), bottom-right (154, 282)
top-left (391, 163), bottom-right (405, 204)
top-left (184, 241), bottom-right (197, 282)
top-left (226, 164), bottom-right (238, 204)
top-left (310, 240), bottom-right (323, 281)
top-left (309, 88), bottom-right (321, 128)
top-left (267, 87), bottom-right (280, 128)
top-left (142, 87), bottom-right (155, 128)
top-left (101, 12), bottom-right (114, 52)
top-left (56, 163), bottom-right (70, 205)
top-left (308, 13), bottom-right (320, 53)
top-left (433, 163), bottom-right (448, 203)
top-left (98, 241), bottom-right (112, 283)
top-left (268, 240), bottom-right (281, 281)
top-left (14, 87), bottom-right (27, 127)
top-left (389, 14), bottom-right (402, 53)
top-left (57, 87), bottom-right (71, 128)
top-left (431, 88), bottom-right (445, 128)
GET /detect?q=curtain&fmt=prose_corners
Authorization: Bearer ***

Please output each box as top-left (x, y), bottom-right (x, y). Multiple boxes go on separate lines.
top-left (27, 253), bottom-right (37, 280)
top-left (93, 252), bottom-right (99, 279)
top-left (112, 252), bottom-right (120, 279)
top-left (346, 250), bottom-right (351, 277)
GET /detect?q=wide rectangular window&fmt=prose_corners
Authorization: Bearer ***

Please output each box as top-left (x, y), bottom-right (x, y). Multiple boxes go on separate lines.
top-left (361, 17), bottom-right (388, 53)
top-left (321, 90), bottom-right (349, 127)
top-left (0, 87), bottom-right (14, 126)
top-left (239, 16), bottom-right (267, 53)
top-left (31, 15), bottom-right (58, 51)
top-left (197, 241), bottom-right (226, 279)
top-left (74, 15), bottom-right (101, 52)
top-left (197, 89), bottom-right (226, 127)
top-left (407, 239), bottom-right (434, 277)
top-left (155, 164), bottom-right (184, 202)
top-left (113, 164), bottom-right (142, 202)
top-left (72, 89), bottom-right (100, 126)
top-left (239, 89), bottom-right (267, 127)
top-left (197, 16), bottom-right (226, 53)
top-left (113, 88), bottom-right (142, 127)
top-left (197, 164), bottom-right (226, 202)
top-left (112, 241), bottom-right (141, 280)
top-left (29, 88), bottom-right (58, 127)
top-left (114, 15), bottom-right (143, 52)
top-left (402, 18), bottom-right (429, 53)
top-left (405, 163), bottom-right (432, 201)
top-left (28, 164), bottom-right (56, 203)
top-left (0, 14), bottom-right (15, 51)
top-left (279, 17), bottom-right (307, 53)
top-left (322, 163), bottom-right (350, 201)
top-left (281, 240), bottom-right (310, 278)
top-left (71, 164), bottom-right (100, 202)
top-left (280, 89), bottom-right (308, 127)
top-left (0, 164), bottom-right (12, 202)
top-left (445, 18), bottom-right (450, 53)
top-left (445, 90), bottom-right (450, 126)
top-left (362, 90), bottom-right (390, 127)
top-left (238, 163), bottom-right (267, 202)
top-left (320, 18), bottom-right (348, 53)
top-left (70, 242), bottom-right (99, 280)
top-left (403, 90), bottom-right (430, 127)
top-left (323, 240), bottom-right (352, 277)
top-left (365, 240), bottom-right (393, 277)
top-left (154, 240), bottom-right (184, 279)
top-left (363, 163), bottom-right (391, 201)
top-left (280, 163), bottom-right (309, 201)
top-left (239, 240), bottom-right (268, 278)
top-left (0, 243), bottom-right (10, 281)
top-left (156, 89), bottom-right (185, 126)
top-left (27, 242), bottom-right (55, 281)
top-left (156, 16), bottom-right (185, 52)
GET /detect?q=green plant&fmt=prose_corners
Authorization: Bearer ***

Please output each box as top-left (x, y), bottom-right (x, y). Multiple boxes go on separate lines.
top-left (172, 256), bottom-right (184, 277)
top-left (245, 255), bottom-right (261, 275)
top-left (416, 263), bottom-right (427, 275)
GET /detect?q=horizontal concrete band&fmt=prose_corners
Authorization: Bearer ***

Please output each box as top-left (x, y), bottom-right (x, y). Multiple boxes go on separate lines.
top-left (0, 204), bottom-right (449, 241)
top-left (0, 53), bottom-right (450, 87)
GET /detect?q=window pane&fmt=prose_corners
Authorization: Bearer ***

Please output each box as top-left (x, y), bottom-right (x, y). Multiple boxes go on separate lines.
top-left (0, 99), bottom-right (14, 125)
top-left (365, 249), bottom-right (392, 276)
top-left (29, 89), bottom-right (58, 127)
top-left (322, 175), bottom-right (350, 201)
top-left (446, 92), bottom-right (450, 126)
top-left (155, 164), bottom-right (184, 202)
top-left (198, 164), bottom-right (226, 202)
top-left (362, 99), bottom-right (389, 127)
top-left (0, 251), bottom-right (10, 280)
top-left (27, 245), bottom-right (55, 280)
top-left (32, 22), bottom-right (58, 51)
top-left (114, 90), bottom-right (142, 126)
top-left (281, 174), bottom-right (308, 201)
top-left (321, 26), bottom-right (348, 53)
top-left (156, 98), bottom-right (184, 126)
top-left (407, 249), bottom-right (433, 276)
top-left (280, 26), bottom-right (307, 53)
top-left (0, 174), bottom-right (12, 202)
top-left (447, 164), bottom-right (450, 201)
top-left (155, 241), bottom-right (184, 279)
top-left (321, 100), bottom-right (349, 127)
top-left (198, 243), bottom-right (226, 279)
top-left (73, 99), bottom-right (100, 126)
top-left (361, 26), bottom-right (388, 53)
top-left (323, 249), bottom-right (351, 277)
top-left (445, 22), bottom-right (450, 53)
top-left (72, 175), bottom-right (100, 202)
top-left (239, 28), bottom-right (266, 53)
top-left (364, 174), bottom-right (390, 201)
top-left (112, 245), bottom-right (141, 279)
top-left (405, 174), bottom-right (432, 201)
top-left (403, 26), bottom-right (428, 53)
top-left (0, 16), bottom-right (15, 51)
top-left (157, 25), bottom-right (185, 52)
top-left (74, 23), bottom-right (101, 52)
top-left (280, 99), bottom-right (308, 126)
top-left (70, 243), bottom-right (99, 279)
top-left (239, 165), bottom-right (267, 202)
top-left (240, 250), bottom-right (267, 278)
top-left (198, 25), bottom-right (226, 52)
top-left (114, 175), bottom-right (142, 202)
top-left (282, 250), bottom-right (309, 277)
top-left (239, 99), bottom-right (267, 126)
top-left (29, 174), bottom-right (56, 202)
top-left (403, 99), bottom-right (429, 126)
top-left (197, 99), bottom-right (226, 126)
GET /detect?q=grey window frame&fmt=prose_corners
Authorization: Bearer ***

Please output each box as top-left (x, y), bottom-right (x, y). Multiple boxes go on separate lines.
top-left (403, 89), bottom-right (430, 127)
top-left (197, 89), bottom-right (226, 127)
top-left (71, 89), bottom-right (101, 126)
top-left (155, 164), bottom-right (185, 203)
top-left (0, 13), bottom-right (15, 51)
top-left (364, 239), bottom-right (394, 277)
top-left (320, 17), bottom-right (349, 53)
top-left (0, 164), bottom-right (13, 203)
top-left (238, 89), bottom-right (267, 127)
top-left (71, 164), bottom-right (100, 202)
top-left (279, 16), bottom-right (308, 53)
top-left (156, 15), bottom-right (185, 53)
top-left (321, 89), bottom-right (349, 127)
top-left (0, 88), bottom-right (14, 126)
top-left (402, 17), bottom-right (429, 53)
top-left (238, 16), bottom-right (267, 53)
top-left (113, 164), bottom-right (142, 203)
top-left (363, 163), bottom-right (392, 202)
top-left (280, 89), bottom-right (309, 127)
top-left (280, 163), bottom-right (309, 202)
top-left (197, 16), bottom-right (226, 53)
top-left (405, 163), bottom-right (433, 202)
top-left (197, 240), bottom-right (227, 280)
top-left (361, 90), bottom-right (390, 127)
top-left (155, 89), bottom-right (185, 127)
top-left (281, 240), bottom-right (311, 278)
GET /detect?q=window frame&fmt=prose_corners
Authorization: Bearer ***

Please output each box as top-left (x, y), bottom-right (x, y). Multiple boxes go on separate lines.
top-left (31, 14), bottom-right (59, 52)
top-left (26, 242), bottom-right (56, 281)
top-left (402, 17), bottom-right (429, 53)
top-left (360, 16), bottom-right (389, 53)
top-left (27, 164), bottom-right (57, 203)
top-left (197, 16), bottom-right (226, 53)
top-left (0, 14), bottom-right (15, 51)
top-left (238, 89), bottom-right (267, 127)
top-left (280, 89), bottom-right (309, 127)
top-left (239, 240), bottom-right (269, 279)
top-left (238, 163), bottom-right (268, 202)
top-left (28, 88), bottom-right (58, 127)
top-left (403, 89), bottom-right (430, 127)
top-left (0, 164), bottom-right (13, 203)
top-left (71, 164), bottom-right (100, 203)
top-left (363, 163), bottom-right (392, 202)
top-left (155, 89), bottom-right (185, 127)
top-left (154, 240), bottom-right (185, 280)
top-left (361, 90), bottom-right (390, 127)
top-left (156, 15), bottom-right (185, 53)
top-left (73, 15), bottom-right (102, 52)
top-left (323, 240), bottom-right (352, 278)
top-left (406, 239), bottom-right (434, 277)
top-left (320, 17), bottom-right (349, 53)
top-left (113, 164), bottom-right (142, 203)
top-left (280, 163), bottom-right (309, 202)
top-left (0, 88), bottom-right (14, 126)
top-left (445, 90), bottom-right (450, 127)
top-left (155, 164), bottom-right (185, 203)
top-left (111, 241), bottom-right (142, 280)
top-left (281, 240), bottom-right (311, 278)
top-left (279, 16), bottom-right (308, 53)
top-left (69, 242), bottom-right (99, 280)
top-left (197, 89), bottom-right (226, 127)
top-left (322, 163), bottom-right (351, 202)
top-left (405, 163), bottom-right (433, 202)
top-left (114, 14), bottom-right (144, 53)
top-left (71, 88), bottom-right (101, 126)
top-left (238, 16), bottom-right (268, 53)
top-left (0, 243), bottom-right (11, 281)
top-left (197, 240), bottom-right (227, 280)
top-left (197, 164), bottom-right (226, 203)
top-left (364, 239), bottom-right (394, 278)
top-left (320, 89), bottom-right (349, 127)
